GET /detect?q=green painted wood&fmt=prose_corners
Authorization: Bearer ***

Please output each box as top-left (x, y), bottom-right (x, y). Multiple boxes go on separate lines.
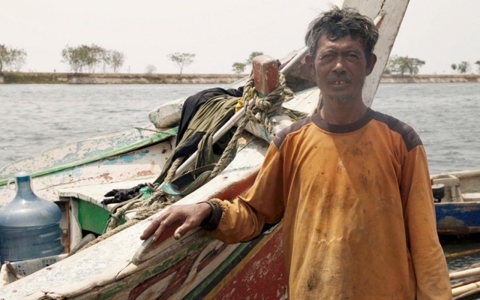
top-left (77, 200), bottom-right (115, 235)
top-left (0, 128), bottom-right (177, 186)
top-left (184, 241), bottom-right (251, 300)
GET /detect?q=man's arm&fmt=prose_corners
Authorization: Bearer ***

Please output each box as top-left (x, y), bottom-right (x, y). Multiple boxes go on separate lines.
top-left (141, 142), bottom-right (286, 243)
top-left (401, 145), bottom-right (452, 299)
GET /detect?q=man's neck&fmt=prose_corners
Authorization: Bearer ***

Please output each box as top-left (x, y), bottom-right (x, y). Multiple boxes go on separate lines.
top-left (320, 100), bottom-right (368, 125)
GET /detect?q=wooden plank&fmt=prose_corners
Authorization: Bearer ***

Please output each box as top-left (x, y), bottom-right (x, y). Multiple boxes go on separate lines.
top-left (0, 141), bottom-right (173, 206)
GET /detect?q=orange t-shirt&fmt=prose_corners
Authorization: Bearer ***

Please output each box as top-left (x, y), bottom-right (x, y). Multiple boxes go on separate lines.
top-left (209, 108), bottom-right (451, 299)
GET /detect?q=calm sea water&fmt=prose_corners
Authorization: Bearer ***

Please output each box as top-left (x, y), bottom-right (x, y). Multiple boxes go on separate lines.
top-left (1, 83), bottom-right (479, 174)
top-left (0, 84), bottom-right (217, 169)
top-left (1, 82), bottom-right (480, 274)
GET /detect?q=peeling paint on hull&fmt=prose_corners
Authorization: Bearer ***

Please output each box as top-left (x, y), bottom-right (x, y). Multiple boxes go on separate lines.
top-left (436, 202), bottom-right (480, 235)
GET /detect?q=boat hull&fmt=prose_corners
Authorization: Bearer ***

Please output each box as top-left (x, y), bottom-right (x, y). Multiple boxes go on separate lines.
top-left (432, 170), bottom-right (480, 236)
top-left (436, 202), bottom-right (480, 235)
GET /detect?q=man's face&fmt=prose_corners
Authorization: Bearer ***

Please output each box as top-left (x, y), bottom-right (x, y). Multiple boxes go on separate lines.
top-left (308, 34), bottom-right (376, 104)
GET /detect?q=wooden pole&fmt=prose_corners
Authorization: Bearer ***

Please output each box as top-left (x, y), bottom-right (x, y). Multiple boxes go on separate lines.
top-left (452, 275), bottom-right (480, 288)
top-left (453, 285), bottom-right (480, 299)
top-left (5, 262), bottom-right (23, 280)
top-left (450, 267), bottom-right (480, 280)
top-left (446, 248), bottom-right (480, 259)
top-left (452, 281), bottom-right (480, 297)
top-left (453, 262), bottom-right (480, 273)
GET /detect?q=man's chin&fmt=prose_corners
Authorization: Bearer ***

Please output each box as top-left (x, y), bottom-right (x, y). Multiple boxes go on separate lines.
top-left (327, 93), bottom-right (353, 104)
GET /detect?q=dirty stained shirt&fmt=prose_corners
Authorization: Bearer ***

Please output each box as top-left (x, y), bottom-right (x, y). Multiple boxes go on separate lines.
top-left (208, 108), bottom-right (451, 299)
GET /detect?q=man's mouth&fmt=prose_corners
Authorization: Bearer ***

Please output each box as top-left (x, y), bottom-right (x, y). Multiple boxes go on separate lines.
top-left (327, 75), bottom-right (352, 85)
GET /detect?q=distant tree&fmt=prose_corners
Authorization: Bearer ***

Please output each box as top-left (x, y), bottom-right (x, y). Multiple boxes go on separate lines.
top-left (0, 45), bottom-right (27, 72)
top-left (457, 61), bottom-right (470, 74)
top-left (168, 52), bottom-right (195, 74)
top-left (0, 45), bottom-right (7, 72)
top-left (62, 45), bottom-right (124, 73)
top-left (61, 45), bottom-right (98, 73)
top-left (61, 45), bottom-right (83, 72)
top-left (84, 44), bottom-right (104, 73)
top-left (245, 51), bottom-right (264, 65)
top-left (110, 50), bottom-right (124, 73)
top-left (387, 55), bottom-right (425, 75)
top-left (476, 61), bottom-right (480, 74)
top-left (232, 62), bottom-right (246, 74)
top-left (145, 64), bottom-right (156, 74)
top-left (100, 50), bottom-right (112, 73)
top-left (451, 64), bottom-right (457, 73)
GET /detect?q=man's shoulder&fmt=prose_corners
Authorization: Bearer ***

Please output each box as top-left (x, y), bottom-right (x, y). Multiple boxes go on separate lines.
top-left (371, 110), bottom-right (422, 151)
top-left (273, 116), bottom-right (314, 149)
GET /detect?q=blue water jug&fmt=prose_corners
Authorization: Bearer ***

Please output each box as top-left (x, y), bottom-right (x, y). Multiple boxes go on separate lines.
top-left (0, 172), bottom-right (64, 263)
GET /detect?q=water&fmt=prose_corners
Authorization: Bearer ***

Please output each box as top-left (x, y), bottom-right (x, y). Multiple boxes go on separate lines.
top-left (0, 84), bottom-right (217, 167)
top-left (1, 83), bottom-right (479, 174)
top-left (1, 82), bottom-right (480, 279)
top-left (372, 83), bottom-right (480, 175)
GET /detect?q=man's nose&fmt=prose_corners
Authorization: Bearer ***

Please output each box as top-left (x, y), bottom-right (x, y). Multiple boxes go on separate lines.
top-left (332, 56), bottom-right (346, 72)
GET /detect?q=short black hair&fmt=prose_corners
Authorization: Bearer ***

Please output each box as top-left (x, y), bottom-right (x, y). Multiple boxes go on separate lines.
top-left (305, 7), bottom-right (379, 58)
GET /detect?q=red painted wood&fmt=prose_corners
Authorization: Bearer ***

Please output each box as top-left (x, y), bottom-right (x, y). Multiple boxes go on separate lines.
top-left (252, 55), bottom-right (279, 96)
top-left (213, 229), bottom-right (288, 299)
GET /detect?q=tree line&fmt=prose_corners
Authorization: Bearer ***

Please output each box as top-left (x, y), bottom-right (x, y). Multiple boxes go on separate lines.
top-left (0, 44), bottom-right (197, 74)
top-left (385, 55), bottom-right (480, 75)
top-left (451, 61), bottom-right (480, 74)
top-left (2, 44), bottom-right (480, 75)
top-left (61, 44), bottom-right (124, 73)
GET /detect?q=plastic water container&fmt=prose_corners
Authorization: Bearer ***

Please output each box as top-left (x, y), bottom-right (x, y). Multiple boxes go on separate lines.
top-left (0, 172), bottom-right (64, 263)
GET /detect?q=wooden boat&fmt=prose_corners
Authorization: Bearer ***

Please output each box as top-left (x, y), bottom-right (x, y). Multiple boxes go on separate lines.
top-left (0, 0), bottom-right (409, 298)
top-left (433, 170), bottom-right (480, 236)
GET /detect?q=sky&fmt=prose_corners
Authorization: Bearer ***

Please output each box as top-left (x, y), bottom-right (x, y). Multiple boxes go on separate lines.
top-left (1, 0), bottom-right (479, 75)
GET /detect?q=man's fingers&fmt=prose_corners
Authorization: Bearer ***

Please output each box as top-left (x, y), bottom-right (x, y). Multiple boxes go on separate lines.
top-left (152, 216), bottom-right (179, 242)
top-left (140, 214), bottom-right (169, 240)
top-left (140, 203), bottom-right (210, 242)
top-left (173, 221), bottom-right (197, 240)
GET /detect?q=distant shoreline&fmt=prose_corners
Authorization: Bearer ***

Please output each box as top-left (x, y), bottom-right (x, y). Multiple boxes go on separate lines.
top-left (0, 72), bottom-right (479, 84)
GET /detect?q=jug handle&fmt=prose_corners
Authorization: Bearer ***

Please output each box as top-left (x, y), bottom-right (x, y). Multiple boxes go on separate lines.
top-left (6, 178), bottom-right (15, 190)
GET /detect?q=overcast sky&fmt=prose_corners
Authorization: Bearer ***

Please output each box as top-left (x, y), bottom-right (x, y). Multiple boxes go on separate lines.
top-left (1, 0), bottom-right (479, 75)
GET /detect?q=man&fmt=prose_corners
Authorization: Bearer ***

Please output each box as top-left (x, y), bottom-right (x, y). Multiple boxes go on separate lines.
top-left (141, 7), bottom-right (451, 299)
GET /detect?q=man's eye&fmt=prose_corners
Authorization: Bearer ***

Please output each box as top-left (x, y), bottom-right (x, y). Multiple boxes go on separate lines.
top-left (320, 54), bottom-right (333, 60)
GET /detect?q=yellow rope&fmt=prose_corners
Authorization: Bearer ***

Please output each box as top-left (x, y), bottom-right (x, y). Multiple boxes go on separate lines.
top-left (235, 87), bottom-right (254, 112)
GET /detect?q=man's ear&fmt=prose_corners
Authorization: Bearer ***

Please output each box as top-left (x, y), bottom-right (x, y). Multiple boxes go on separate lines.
top-left (366, 54), bottom-right (377, 75)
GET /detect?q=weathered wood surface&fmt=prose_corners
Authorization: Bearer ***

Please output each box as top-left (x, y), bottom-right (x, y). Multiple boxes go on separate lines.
top-left (0, 134), bottom-right (174, 206)
top-left (0, 133), bottom-right (273, 299)
top-left (349, 0), bottom-right (410, 107)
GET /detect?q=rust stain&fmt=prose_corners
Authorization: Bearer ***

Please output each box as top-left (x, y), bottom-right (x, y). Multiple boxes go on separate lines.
top-left (137, 170), bottom-right (153, 177)
top-left (100, 173), bottom-right (113, 181)
top-left (437, 216), bottom-right (465, 227)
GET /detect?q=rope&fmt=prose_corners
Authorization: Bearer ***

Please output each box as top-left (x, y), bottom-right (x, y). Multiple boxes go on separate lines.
top-left (80, 72), bottom-right (288, 249)
top-left (209, 73), bottom-right (287, 180)
top-left (80, 160), bottom-right (182, 250)
top-left (80, 199), bottom-right (173, 251)
top-left (165, 157), bottom-right (184, 183)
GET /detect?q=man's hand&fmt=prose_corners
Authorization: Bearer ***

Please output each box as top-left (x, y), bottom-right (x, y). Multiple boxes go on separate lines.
top-left (140, 202), bottom-right (212, 242)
